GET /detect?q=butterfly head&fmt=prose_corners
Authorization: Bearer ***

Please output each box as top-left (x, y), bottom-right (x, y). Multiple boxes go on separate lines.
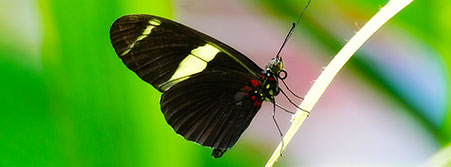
top-left (266, 57), bottom-right (284, 76)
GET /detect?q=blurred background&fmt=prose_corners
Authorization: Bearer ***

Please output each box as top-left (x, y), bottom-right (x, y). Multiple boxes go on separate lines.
top-left (1, 0), bottom-right (450, 166)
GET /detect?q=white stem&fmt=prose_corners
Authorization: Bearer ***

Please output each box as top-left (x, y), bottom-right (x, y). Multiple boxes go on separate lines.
top-left (422, 143), bottom-right (451, 167)
top-left (265, 0), bottom-right (414, 166)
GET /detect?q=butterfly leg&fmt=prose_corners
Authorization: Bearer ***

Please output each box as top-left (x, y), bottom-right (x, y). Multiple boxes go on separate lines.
top-left (280, 89), bottom-right (310, 116)
top-left (280, 76), bottom-right (304, 100)
top-left (275, 102), bottom-right (295, 114)
top-left (272, 100), bottom-right (284, 157)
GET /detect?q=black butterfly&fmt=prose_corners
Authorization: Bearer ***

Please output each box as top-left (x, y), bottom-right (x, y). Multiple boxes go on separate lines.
top-left (110, 14), bottom-right (288, 158)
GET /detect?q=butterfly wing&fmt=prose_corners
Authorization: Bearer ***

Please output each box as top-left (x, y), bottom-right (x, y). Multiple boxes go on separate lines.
top-left (110, 14), bottom-right (266, 158)
top-left (110, 14), bottom-right (263, 92)
top-left (161, 69), bottom-right (264, 157)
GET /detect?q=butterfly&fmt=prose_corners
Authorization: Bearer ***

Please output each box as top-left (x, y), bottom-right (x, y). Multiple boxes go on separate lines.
top-left (110, 14), bottom-right (290, 158)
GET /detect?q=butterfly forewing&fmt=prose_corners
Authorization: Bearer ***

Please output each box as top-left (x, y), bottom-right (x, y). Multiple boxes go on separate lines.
top-left (110, 14), bottom-right (267, 158)
top-left (110, 14), bottom-right (263, 91)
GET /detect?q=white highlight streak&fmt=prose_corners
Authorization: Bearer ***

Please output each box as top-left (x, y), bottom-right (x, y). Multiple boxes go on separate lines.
top-left (121, 19), bottom-right (161, 56)
top-left (167, 44), bottom-right (220, 83)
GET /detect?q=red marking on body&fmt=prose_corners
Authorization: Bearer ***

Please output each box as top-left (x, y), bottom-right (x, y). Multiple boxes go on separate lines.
top-left (243, 86), bottom-right (251, 91)
top-left (253, 100), bottom-right (261, 107)
top-left (244, 92), bottom-right (249, 96)
top-left (250, 80), bottom-right (259, 86)
top-left (251, 96), bottom-right (255, 100)
top-left (269, 77), bottom-right (274, 81)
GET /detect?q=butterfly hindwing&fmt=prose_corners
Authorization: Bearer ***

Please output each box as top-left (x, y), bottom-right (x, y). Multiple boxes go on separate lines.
top-left (110, 14), bottom-right (263, 92)
top-left (161, 70), bottom-right (264, 154)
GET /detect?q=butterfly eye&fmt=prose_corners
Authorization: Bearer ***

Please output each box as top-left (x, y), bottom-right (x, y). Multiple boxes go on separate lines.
top-left (278, 70), bottom-right (287, 80)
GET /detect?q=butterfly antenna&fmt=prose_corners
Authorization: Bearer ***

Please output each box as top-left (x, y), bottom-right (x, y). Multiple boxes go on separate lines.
top-left (276, 0), bottom-right (312, 59)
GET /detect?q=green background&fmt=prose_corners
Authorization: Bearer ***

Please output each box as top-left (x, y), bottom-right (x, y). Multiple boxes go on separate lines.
top-left (1, 0), bottom-right (450, 166)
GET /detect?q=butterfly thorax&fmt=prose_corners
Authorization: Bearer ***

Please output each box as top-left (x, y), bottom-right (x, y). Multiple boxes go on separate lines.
top-left (260, 58), bottom-right (283, 102)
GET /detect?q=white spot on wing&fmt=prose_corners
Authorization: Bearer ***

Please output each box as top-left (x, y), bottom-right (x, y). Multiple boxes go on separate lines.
top-left (169, 54), bottom-right (208, 80)
top-left (149, 19), bottom-right (161, 26)
top-left (121, 19), bottom-right (160, 56)
top-left (160, 44), bottom-right (220, 90)
top-left (191, 44), bottom-right (218, 61)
